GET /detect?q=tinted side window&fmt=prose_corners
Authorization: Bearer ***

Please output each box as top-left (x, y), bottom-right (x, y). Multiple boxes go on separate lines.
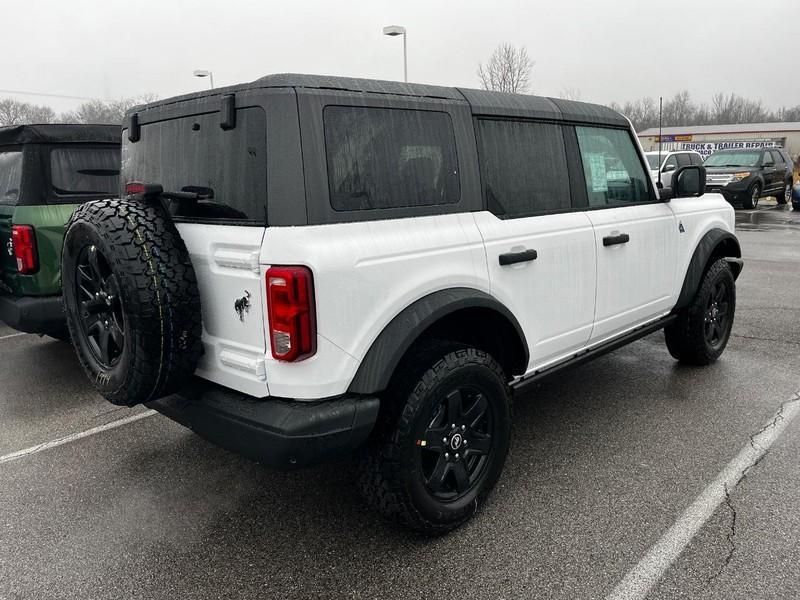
top-left (50, 147), bottom-right (120, 196)
top-left (476, 119), bottom-right (570, 217)
top-left (575, 126), bottom-right (650, 207)
top-left (762, 151), bottom-right (774, 166)
top-left (0, 151), bottom-right (23, 206)
top-left (123, 107), bottom-right (267, 223)
top-left (324, 106), bottom-right (459, 211)
top-left (676, 153), bottom-right (692, 167)
top-left (770, 150), bottom-right (784, 164)
top-left (690, 153), bottom-right (703, 166)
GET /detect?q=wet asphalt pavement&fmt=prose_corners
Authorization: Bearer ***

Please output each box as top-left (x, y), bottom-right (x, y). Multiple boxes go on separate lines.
top-left (1, 203), bottom-right (799, 600)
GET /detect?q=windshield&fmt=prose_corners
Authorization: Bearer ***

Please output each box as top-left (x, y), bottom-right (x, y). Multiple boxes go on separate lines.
top-left (645, 154), bottom-right (662, 169)
top-left (50, 146), bottom-right (120, 195)
top-left (0, 151), bottom-right (23, 206)
top-left (704, 151), bottom-right (761, 168)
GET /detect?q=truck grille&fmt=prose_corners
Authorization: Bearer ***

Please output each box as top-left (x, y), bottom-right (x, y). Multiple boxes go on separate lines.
top-left (706, 173), bottom-right (734, 186)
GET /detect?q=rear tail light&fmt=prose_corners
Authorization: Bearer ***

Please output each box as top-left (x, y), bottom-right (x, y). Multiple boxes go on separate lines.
top-left (12, 225), bottom-right (38, 274)
top-left (266, 266), bottom-right (316, 362)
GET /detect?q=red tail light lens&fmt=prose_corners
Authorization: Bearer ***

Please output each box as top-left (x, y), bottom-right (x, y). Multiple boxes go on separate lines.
top-left (12, 225), bottom-right (38, 274)
top-left (266, 266), bottom-right (316, 362)
top-left (125, 181), bottom-right (163, 197)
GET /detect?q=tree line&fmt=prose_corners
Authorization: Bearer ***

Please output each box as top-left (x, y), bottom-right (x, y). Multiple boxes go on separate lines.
top-left (0, 95), bottom-right (156, 127)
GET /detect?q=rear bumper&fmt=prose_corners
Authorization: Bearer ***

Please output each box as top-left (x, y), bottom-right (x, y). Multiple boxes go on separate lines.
top-left (148, 378), bottom-right (380, 470)
top-left (0, 293), bottom-right (64, 334)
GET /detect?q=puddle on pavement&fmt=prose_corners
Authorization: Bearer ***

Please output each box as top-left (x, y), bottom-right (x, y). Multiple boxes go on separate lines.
top-left (735, 206), bottom-right (800, 232)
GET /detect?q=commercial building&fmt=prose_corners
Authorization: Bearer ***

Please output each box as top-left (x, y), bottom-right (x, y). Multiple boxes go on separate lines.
top-left (637, 122), bottom-right (800, 163)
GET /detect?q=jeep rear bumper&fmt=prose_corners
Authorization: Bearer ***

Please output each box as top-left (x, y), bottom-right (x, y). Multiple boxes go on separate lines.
top-left (148, 378), bottom-right (380, 470)
top-left (0, 293), bottom-right (64, 334)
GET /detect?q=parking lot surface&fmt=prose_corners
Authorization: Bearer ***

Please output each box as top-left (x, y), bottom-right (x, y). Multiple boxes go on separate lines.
top-left (1, 204), bottom-right (799, 600)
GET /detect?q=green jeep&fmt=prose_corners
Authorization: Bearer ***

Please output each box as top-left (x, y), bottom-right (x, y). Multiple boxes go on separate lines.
top-left (0, 124), bottom-right (120, 337)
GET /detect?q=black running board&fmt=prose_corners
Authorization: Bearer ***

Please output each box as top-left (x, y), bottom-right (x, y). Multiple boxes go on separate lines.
top-left (511, 314), bottom-right (677, 395)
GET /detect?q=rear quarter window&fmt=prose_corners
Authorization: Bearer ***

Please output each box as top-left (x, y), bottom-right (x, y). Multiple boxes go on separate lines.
top-left (0, 151), bottom-right (23, 206)
top-left (50, 146), bottom-right (120, 198)
top-left (122, 107), bottom-right (267, 223)
top-left (323, 106), bottom-right (460, 211)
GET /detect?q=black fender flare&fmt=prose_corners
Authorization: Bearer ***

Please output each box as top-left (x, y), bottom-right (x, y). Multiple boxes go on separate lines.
top-left (347, 288), bottom-right (529, 395)
top-left (674, 228), bottom-right (742, 311)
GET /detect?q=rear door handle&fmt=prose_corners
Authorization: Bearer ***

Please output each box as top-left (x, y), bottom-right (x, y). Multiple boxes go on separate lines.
top-left (499, 249), bottom-right (538, 266)
top-left (602, 233), bottom-right (630, 247)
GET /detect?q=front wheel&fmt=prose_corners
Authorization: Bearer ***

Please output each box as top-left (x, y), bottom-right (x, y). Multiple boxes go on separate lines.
top-left (742, 183), bottom-right (760, 209)
top-left (777, 179), bottom-right (792, 205)
top-left (665, 258), bottom-right (736, 365)
top-left (358, 342), bottom-right (511, 534)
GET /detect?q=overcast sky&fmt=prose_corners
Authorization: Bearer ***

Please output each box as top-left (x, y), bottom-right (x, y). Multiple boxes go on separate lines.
top-left (2, 0), bottom-right (796, 113)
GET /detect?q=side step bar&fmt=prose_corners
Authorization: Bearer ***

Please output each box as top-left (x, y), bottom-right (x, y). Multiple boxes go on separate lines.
top-left (511, 315), bottom-right (677, 395)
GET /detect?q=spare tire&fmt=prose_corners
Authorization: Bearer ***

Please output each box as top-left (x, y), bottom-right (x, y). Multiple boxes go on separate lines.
top-left (62, 198), bottom-right (202, 406)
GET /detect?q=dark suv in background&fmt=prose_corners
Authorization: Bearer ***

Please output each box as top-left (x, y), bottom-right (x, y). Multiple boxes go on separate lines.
top-left (704, 147), bottom-right (794, 209)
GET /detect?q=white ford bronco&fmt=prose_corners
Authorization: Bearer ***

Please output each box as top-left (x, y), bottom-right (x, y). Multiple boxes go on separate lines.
top-left (61, 74), bottom-right (742, 534)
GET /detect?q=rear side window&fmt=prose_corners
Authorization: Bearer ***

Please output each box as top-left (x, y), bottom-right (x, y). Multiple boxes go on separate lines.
top-left (50, 147), bottom-right (120, 197)
top-left (123, 107), bottom-right (267, 223)
top-left (323, 106), bottom-right (460, 211)
top-left (690, 153), bottom-right (703, 166)
top-left (575, 126), bottom-right (650, 207)
top-left (676, 153), bottom-right (692, 167)
top-left (770, 150), bottom-right (784, 164)
top-left (0, 151), bottom-right (23, 206)
top-left (476, 119), bottom-right (570, 217)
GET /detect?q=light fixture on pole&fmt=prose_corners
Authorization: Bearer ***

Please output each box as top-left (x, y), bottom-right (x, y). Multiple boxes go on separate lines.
top-left (193, 69), bottom-right (214, 89)
top-left (382, 25), bottom-right (407, 83)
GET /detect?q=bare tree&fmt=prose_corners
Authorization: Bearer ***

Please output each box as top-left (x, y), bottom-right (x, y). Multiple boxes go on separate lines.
top-left (478, 44), bottom-right (534, 94)
top-left (559, 86), bottom-right (582, 101)
top-left (60, 94), bottom-right (158, 125)
top-left (0, 98), bottom-right (57, 126)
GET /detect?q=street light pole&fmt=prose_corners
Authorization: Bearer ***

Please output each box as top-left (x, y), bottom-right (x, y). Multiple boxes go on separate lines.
top-left (382, 25), bottom-right (408, 83)
top-left (193, 69), bottom-right (214, 89)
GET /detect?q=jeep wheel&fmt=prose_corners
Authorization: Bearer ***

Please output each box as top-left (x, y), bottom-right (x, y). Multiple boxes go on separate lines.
top-left (358, 342), bottom-right (511, 534)
top-left (664, 258), bottom-right (736, 366)
top-left (742, 183), bottom-right (760, 209)
top-left (62, 198), bottom-right (202, 406)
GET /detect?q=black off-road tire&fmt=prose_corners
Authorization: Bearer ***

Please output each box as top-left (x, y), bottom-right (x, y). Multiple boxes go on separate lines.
top-left (357, 341), bottom-right (512, 535)
top-left (62, 198), bottom-right (202, 406)
top-left (742, 182), bottom-right (760, 209)
top-left (664, 258), bottom-right (736, 366)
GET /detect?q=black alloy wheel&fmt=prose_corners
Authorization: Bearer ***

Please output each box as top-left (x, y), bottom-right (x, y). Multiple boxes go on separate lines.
top-left (703, 278), bottom-right (731, 352)
top-left (419, 385), bottom-right (493, 501)
top-left (74, 244), bottom-right (126, 368)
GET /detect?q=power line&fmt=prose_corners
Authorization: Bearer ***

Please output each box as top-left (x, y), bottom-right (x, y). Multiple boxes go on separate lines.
top-left (0, 89), bottom-right (99, 101)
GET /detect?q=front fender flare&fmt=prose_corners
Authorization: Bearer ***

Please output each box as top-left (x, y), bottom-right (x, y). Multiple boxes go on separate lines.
top-left (674, 228), bottom-right (742, 311)
top-left (347, 288), bottom-right (528, 395)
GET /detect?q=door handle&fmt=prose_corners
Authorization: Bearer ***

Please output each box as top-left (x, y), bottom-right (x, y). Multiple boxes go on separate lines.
top-left (499, 249), bottom-right (538, 266)
top-left (602, 233), bottom-right (630, 247)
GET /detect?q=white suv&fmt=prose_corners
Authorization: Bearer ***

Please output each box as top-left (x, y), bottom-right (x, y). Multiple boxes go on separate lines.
top-left (61, 74), bottom-right (742, 534)
top-left (645, 149), bottom-right (704, 186)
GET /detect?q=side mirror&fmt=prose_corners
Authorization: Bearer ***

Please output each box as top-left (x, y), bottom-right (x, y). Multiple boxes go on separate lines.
top-left (663, 164), bottom-right (676, 173)
top-left (671, 165), bottom-right (706, 198)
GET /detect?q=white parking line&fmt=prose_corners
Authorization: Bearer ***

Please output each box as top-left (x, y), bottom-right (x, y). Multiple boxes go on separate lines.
top-left (0, 410), bottom-right (157, 465)
top-left (606, 393), bottom-right (800, 600)
top-left (0, 332), bottom-right (27, 341)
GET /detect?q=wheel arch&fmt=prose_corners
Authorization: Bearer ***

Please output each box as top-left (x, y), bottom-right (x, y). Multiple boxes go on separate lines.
top-left (673, 228), bottom-right (742, 312)
top-left (347, 288), bottom-right (529, 395)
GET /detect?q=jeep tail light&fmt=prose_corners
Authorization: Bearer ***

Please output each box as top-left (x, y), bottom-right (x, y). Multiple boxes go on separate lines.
top-left (12, 225), bottom-right (38, 274)
top-left (266, 266), bottom-right (316, 362)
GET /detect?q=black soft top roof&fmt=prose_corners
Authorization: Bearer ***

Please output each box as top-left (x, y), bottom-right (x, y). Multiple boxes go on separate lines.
top-left (129, 73), bottom-right (629, 128)
top-left (0, 124), bottom-right (121, 147)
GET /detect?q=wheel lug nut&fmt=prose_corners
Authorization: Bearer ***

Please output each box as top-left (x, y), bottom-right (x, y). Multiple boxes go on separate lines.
top-left (443, 437), bottom-right (447, 444)
top-left (461, 425), bottom-right (466, 431)
top-left (463, 440), bottom-right (468, 446)
top-left (451, 423), bottom-right (456, 429)
top-left (445, 452), bottom-right (449, 460)
top-left (455, 453), bottom-right (460, 460)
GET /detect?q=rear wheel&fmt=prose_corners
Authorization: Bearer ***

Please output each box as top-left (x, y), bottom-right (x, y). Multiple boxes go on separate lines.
top-left (665, 258), bottom-right (736, 365)
top-left (742, 182), bottom-right (760, 209)
top-left (62, 198), bottom-right (203, 406)
top-left (358, 341), bottom-right (511, 534)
